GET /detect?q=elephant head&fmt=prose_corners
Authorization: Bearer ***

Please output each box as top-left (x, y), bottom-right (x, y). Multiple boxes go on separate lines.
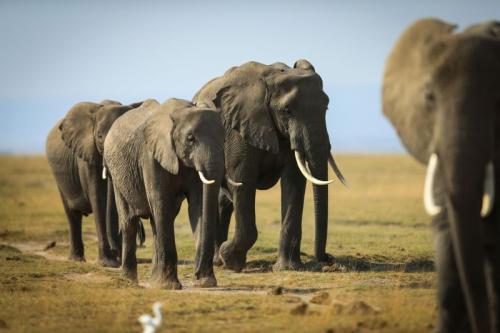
top-left (194, 60), bottom-right (345, 260)
top-left (144, 98), bottom-right (226, 184)
top-left (59, 101), bottom-right (140, 163)
top-left (383, 18), bottom-right (500, 333)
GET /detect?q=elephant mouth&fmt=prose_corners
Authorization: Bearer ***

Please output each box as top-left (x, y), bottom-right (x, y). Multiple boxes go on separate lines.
top-left (423, 153), bottom-right (495, 217)
top-left (293, 150), bottom-right (347, 186)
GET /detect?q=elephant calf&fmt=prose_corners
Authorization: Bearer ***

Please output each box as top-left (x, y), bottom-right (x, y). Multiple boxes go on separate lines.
top-left (46, 100), bottom-right (141, 267)
top-left (104, 98), bottom-right (226, 289)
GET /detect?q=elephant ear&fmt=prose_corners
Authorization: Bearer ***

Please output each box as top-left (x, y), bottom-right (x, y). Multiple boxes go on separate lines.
top-left (59, 102), bottom-right (98, 164)
top-left (214, 65), bottom-right (279, 153)
top-left (382, 18), bottom-right (456, 164)
top-left (143, 109), bottom-right (179, 175)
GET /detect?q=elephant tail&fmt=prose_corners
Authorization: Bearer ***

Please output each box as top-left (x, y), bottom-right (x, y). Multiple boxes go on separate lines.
top-left (137, 220), bottom-right (146, 247)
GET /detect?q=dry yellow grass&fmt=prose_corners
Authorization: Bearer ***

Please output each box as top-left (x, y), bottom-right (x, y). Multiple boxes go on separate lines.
top-left (0, 154), bottom-right (437, 332)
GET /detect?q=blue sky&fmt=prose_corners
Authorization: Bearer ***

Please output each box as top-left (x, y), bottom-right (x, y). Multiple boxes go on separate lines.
top-left (1, 0), bottom-right (498, 154)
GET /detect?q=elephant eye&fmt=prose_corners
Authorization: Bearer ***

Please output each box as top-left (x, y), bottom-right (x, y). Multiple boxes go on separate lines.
top-left (283, 108), bottom-right (292, 116)
top-left (187, 134), bottom-right (195, 143)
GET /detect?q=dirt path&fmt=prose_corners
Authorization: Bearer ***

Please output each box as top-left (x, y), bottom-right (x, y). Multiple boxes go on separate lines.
top-left (5, 241), bottom-right (68, 261)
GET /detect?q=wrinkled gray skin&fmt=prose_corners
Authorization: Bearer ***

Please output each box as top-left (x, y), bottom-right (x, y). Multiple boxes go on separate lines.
top-left (383, 19), bottom-right (500, 333)
top-left (46, 99), bottom-right (141, 267)
top-left (193, 60), bottom-right (344, 272)
top-left (104, 98), bottom-right (224, 289)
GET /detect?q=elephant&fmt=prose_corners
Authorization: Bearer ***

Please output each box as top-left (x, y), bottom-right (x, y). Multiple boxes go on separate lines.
top-left (103, 98), bottom-right (227, 289)
top-left (193, 60), bottom-right (346, 272)
top-left (46, 99), bottom-right (142, 267)
top-left (382, 19), bottom-right (500, 333)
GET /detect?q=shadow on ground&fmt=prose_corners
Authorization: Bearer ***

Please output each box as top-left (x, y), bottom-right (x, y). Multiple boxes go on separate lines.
top-left (242, 255), bottom-right (434, 273)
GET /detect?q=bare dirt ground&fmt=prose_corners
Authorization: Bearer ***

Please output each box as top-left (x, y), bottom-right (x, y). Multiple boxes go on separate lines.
top-left (0, 155), bottom-right (437, 332)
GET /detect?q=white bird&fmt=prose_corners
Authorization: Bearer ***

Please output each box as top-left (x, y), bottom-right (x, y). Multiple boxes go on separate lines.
top-left (138, 302), bottom-right (163, 333)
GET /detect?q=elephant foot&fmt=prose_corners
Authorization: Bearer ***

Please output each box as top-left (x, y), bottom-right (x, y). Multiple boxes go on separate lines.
top-left (219, 242), bottom-right (247, 272)
top-left (273, 258), bottom-right (304, 272)
top-left (193, 275), bottom-right (217, 288)
top-left (150, 276), bottom-right (182, 290)
top-left (150, 265), bottom-right (182, 290)
top-left (213, 251), bottom-right (224, 267)
top-left (68, 252), bottom-right (85, 262)
top-left (99, 256), bottom-right (121, 268)
top-left (121, 267), bottom-right (138, 283)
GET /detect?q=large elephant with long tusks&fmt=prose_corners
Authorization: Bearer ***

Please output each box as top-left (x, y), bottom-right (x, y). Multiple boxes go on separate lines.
top-left (193, 60), bottom-right (346, 272)
top-left (46, 99), bottom-right (142, 267)
top-left (383, 19), bottom-right (500, 333)
top-left (104, 98), bottom-right (231, 289)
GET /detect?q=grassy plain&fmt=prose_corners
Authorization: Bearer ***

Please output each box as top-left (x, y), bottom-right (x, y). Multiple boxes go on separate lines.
top-left (0, 155), bottom-right (437, 332)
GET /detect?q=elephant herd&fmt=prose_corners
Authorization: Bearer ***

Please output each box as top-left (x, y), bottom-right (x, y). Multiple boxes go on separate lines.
top-left (46, 18), bottom-right (500, 333)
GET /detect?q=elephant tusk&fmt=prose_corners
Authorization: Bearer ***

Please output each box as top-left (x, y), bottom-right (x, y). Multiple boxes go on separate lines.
top-left (423, 153), bottom-right (442, 216)
top-left (294, 151), bottom-right (334, 185)
top-left (329, 153), bottom-right (348, 187)
top-left (481, 162), bottom-right (495, 218)
top-left (226, 176), bottom-right (243, 187)
top-left (198, 171), bottom-right (215, 185)
top-left (102, 166), bottom-right (107, 180)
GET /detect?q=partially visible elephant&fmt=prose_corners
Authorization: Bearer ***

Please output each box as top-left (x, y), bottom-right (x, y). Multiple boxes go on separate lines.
top-left (104, 98), bottom-right (226, 289)
top-left (383, 19), bottom-right (500, 333)
top-left (193, 60), bottom-right (346, 272)
top-left (46, 99), bottom-right (142, 267)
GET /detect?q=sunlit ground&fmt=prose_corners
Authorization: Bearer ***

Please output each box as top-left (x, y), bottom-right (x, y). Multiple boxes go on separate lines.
top-left (0, 155), bottom-right (437, 332)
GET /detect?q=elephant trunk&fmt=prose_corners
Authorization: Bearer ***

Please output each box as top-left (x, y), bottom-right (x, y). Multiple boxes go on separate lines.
top-left (194, 181), bottom-right (218, 279)
top-left (302, 124), bottom-right (331, 261)
top-left (307, 155), bottom-right (330, 261)
top-left (436, 151), bottom-right (491, 333)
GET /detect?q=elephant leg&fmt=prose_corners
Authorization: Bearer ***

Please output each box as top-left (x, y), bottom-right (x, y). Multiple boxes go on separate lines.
top-left (150, 199), bottom-right (181, 290)
top-left (274, 159), bottom-right (306, 271)
top-left (60, 191), bottom-right (85, 262)
top-left (219, 186), bottom-right (257, 272)
top-left (88, 175), bottom-right (119, 268)
top-left (106, 176), bottom-right (121, 261)
top-left (433, 213), bottom-right (470, 333)
top-left (115, 190), bottom-right (139, 282)
top-left (214, 191), bottom-right (233, 266)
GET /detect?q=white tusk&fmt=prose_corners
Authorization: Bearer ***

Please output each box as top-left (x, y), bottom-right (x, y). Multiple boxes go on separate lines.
top-left (102, 166), bottom-right (107, 180)
top-left (198, 171), bottom-right (215, 185)
top-left (481, 162), bottom-right (495, 218)
top-left (226, 176), bottom-right (243, 187)
top-left (423, 153), bottom-right (442, 216)
top-left (294, 151), bottom-right (334, 185)
top-left (329, 153), bottom-right (348, 187)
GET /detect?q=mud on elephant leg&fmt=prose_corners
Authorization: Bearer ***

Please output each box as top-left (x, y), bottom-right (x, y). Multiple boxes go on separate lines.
top-left (433, 213), bottom-right (470, 332)
top-left (219, 187), bottom-right (257, 272)
top-left (214, 191), bottom-right (233, 266)
top-left (60, 193), bottom-right (85, 262)
top-left (273, 160), bottom-right (306, 271)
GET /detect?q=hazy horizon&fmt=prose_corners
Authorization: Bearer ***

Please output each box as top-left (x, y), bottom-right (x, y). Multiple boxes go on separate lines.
top-left (2, 0), bottom-right (499, 154)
